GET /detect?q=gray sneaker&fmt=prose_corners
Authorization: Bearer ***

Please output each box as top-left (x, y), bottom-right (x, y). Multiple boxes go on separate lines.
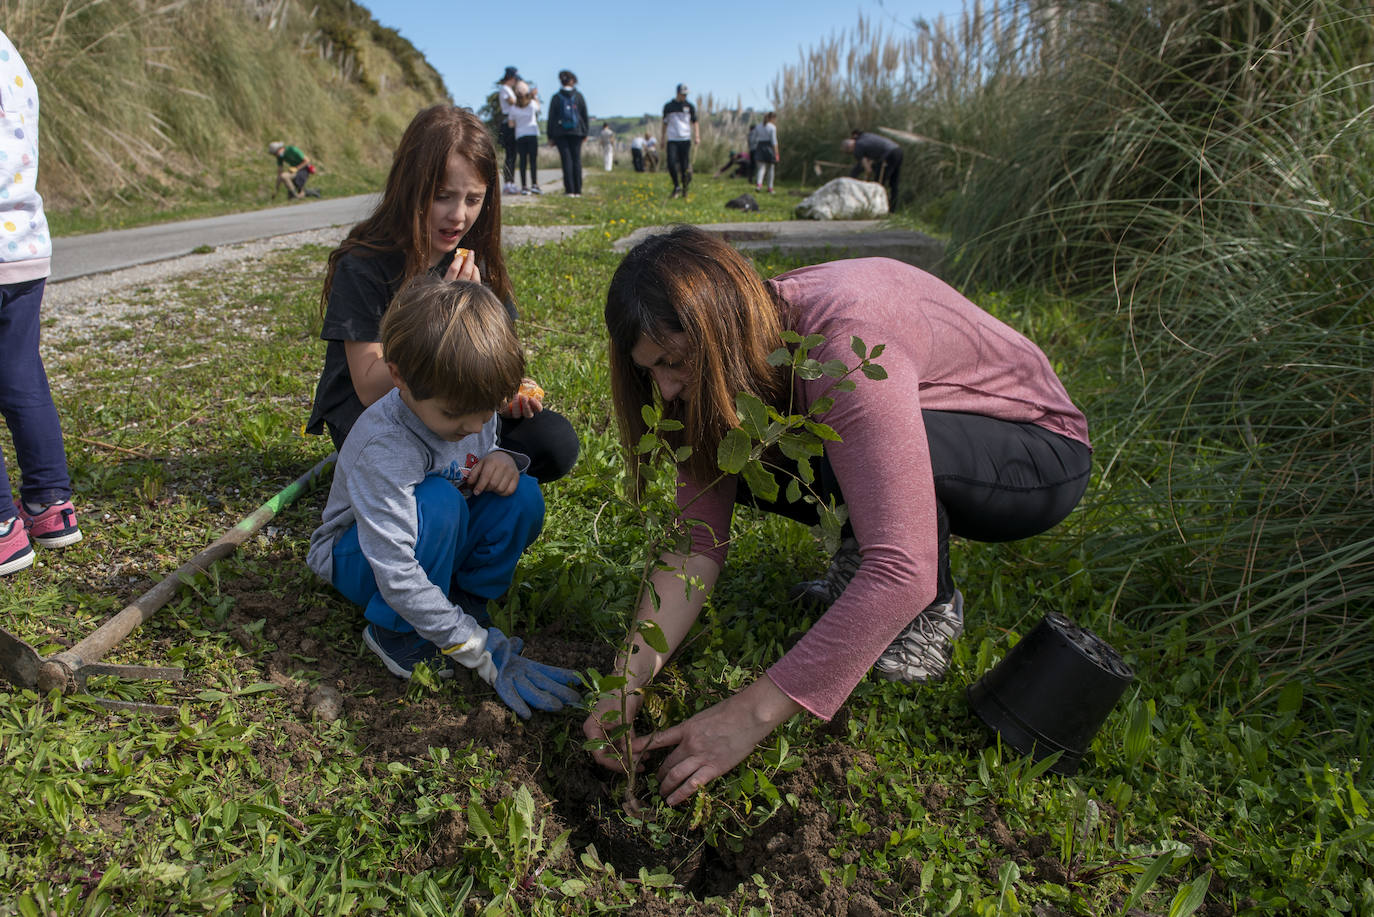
top-left (788, 537), bottom-right (862, 611)
top-left (873, 591), bottom-right (965, 684)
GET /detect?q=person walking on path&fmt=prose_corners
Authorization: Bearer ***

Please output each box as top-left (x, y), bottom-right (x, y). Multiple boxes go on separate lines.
top-left (497, 67), bottom-right (522, 195)
top-left (547, 71), bottom-right (589, 197)
top-left (599, 123), bottom-right (616, 172)
top-left (753, 112), bottom-right (780, 193)
top-left (842, 129), bottom-right (903, 212)
top-left (306, 104), bottom-right (580, 484)
top-left (661, 83), bottom-right (698, 199)
top-left (0, 29), bottom-right (83, 577)
top-left (269, 141), bottom-right (319, 199)
top-left (584, 226), bottom-right (1092, 805)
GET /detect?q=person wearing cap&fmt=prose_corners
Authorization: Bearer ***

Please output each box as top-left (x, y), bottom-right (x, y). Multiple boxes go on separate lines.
top-left (268, 141), bottom-right (318, 199)
top-left (842, 130), bottom-right (903, 212)
top-left (660, 83), bottom-right (699, 199)
top-left (497, 67), bottom-right (522, 195)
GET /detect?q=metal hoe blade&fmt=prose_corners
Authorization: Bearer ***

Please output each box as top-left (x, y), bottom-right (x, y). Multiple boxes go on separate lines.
top-left (0, 454), bottom-right (335, 711)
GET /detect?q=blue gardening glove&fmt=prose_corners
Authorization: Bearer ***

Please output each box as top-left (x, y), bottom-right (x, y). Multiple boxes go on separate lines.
top-left (444, 626), bottom-right (583, 719)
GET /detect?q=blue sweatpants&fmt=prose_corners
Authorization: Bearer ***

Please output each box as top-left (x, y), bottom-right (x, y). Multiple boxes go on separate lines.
top-left (0, 278), bottom-right (73, 522)
top-left (329, 474), bottom-right (544, 635)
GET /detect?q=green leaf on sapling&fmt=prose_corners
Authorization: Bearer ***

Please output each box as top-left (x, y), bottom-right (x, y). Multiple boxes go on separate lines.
top-left (717, 427), bottom-right (751, 473)
top-left (736, 393), bottom-right (769, 439)
top-left (803, 421), bottom-right (842, 441)
top-left (851, 336), bottom-right (868, 358)
top-left (742, 459), bottom-right (779, 502)
top-left (638, 619), bottom-right (670, 653)
top-left (861, 364), bottom-right (888, 380)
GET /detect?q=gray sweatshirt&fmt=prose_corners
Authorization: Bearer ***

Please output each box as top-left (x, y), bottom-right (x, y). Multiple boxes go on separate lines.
top-left (306, 388), bottom-right (530, 651)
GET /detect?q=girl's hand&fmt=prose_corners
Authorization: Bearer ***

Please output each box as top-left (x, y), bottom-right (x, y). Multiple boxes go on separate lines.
top-left (444, 248), bottom-right (482, 284)
top-left (633, 676), bottom-right (801, 806)
top-left (584, 689), bottom-right (646, 774)
top-left (501, 379), bottom-right (544, 419)
top-left (468, 451), bottom-right (518, 496)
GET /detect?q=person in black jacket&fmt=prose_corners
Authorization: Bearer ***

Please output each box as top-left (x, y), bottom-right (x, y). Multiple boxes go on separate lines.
top-left (546, 70), bottom-right (589, 197)
top-left (842, 130), bottom-right (903, 211)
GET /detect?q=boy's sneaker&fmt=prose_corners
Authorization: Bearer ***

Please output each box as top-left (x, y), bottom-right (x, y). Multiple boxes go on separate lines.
top-left (362, 623), bottom-right (454, 680)
top-left (0, 518), bottom-right (35, 576)
top-left (788, 537), bottom-right (861, 611)
top-left (873, 591), bottom-right (965, 684)
top-left (531, 185), bottom-right (542, 195)
top-left (19, 500), bottom-right (82, 548)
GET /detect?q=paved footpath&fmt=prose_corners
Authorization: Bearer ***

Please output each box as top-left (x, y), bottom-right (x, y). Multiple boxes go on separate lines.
top-left (51, 168), bottom-right (566, 282)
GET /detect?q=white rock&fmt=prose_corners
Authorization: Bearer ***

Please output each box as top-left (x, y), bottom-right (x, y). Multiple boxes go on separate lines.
top-left (794, 178), bottom-right (889, 220)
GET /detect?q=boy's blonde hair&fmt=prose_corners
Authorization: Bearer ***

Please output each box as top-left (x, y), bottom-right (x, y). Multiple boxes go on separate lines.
top-left (382, 278), bottom-right (524, 414)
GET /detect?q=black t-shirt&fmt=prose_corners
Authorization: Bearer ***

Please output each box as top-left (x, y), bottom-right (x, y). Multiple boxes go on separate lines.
top-left (305, 247), bottom-right (517, 440)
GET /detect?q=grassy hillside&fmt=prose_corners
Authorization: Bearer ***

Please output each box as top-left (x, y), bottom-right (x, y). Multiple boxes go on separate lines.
top-left (5, 0), bottom-right (449, 234)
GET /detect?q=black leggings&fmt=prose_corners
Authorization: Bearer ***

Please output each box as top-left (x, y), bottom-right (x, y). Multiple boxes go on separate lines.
top-left (327, 409), bottom-right (580, 485)
top-left (516, 136), bottom-right (539, 187)
top-left (554, 136), bottom-right (584, 194)
top-left (500, 124), bottom-right (517, 184)
top-left (666, 140), bottom-right (692, 190)
top-left (736, 410), bottom-right (1091, 600)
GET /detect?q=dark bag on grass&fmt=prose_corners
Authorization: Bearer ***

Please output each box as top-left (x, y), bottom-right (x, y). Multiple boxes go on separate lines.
top-left (726, 193), bottom-right (759, 212)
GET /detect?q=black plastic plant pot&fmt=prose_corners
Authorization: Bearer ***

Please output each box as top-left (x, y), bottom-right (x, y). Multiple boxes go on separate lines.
top-left (966, 612), bottom-right (1134, 776)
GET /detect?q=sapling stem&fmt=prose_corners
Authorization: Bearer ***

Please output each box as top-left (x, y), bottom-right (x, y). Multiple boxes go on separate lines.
top-left (605, 333), bottom-right (885, 814)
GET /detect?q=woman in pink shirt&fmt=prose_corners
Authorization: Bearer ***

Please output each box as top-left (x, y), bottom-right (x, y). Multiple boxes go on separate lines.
top-left (584, 226), bottom-right (1091, 805)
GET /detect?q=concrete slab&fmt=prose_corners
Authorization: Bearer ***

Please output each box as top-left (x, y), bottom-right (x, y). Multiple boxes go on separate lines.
top-left (612, 220), bottom-right (946, 274)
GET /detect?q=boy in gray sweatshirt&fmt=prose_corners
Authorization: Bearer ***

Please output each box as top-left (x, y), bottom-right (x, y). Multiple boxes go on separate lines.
top-left (307, 278), bottom-right (580, 718)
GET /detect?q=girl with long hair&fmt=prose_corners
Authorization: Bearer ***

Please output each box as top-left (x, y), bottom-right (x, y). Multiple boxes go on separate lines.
top-left (306, 104), bottom-right (579, 483)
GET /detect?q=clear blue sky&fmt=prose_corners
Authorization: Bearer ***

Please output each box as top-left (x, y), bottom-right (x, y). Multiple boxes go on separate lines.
top-left (370, 0), bottom-right (966, 120)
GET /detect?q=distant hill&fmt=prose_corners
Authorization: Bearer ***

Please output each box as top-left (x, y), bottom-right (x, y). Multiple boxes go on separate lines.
top-left (13, 0), bottom-right (448, 223)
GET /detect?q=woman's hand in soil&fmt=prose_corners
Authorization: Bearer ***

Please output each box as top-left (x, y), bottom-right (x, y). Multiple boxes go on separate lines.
top-left (584, 689), bottom-right (645, 773)
top-left (637, 676), bottom-right (802, 806)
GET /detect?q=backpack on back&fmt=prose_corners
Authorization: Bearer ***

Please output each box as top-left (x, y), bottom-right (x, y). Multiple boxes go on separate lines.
top-left (557, 93), bottom-right (581, 133)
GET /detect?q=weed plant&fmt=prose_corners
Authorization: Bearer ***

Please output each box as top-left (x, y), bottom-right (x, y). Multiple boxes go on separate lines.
top-left (0, 169), bottom-right (1370, 912)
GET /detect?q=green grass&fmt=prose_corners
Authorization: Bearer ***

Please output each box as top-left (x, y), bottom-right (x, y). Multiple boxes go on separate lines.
top-left (1, 168), bottom-right (1371, 914)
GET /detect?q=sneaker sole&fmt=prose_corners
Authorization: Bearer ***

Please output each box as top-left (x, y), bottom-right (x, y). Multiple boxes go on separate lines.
top-left (32, 530), bottom-right (82, 549)
top-left (1, 548), bottom-right (35, 575)
top-left (362, 626), bottom-right (454, 680)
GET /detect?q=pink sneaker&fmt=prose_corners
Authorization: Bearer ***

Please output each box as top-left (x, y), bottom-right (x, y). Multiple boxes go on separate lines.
top-left (0, 517), bottom-right (34, 575)
top-left (19, 500), bottom-right (82, 548)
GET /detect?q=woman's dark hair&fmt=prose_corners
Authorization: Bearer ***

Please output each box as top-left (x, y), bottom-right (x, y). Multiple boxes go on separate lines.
top-left (320, 105), bottom-right (511, 315)
top-left (605, 225), bottom-right (788, 486)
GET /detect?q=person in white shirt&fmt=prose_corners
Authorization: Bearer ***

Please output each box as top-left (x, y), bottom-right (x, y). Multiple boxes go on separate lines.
top-left (496, 67), bottom-right (522, 195)
top-left (599, 123), bottom-right (616, 171)
top-left (630, 133), bottom-right (646, 172)
top-left (511, 83), bottom-right (543, 194)
top-left (660, 83), bottom-right (698, 198)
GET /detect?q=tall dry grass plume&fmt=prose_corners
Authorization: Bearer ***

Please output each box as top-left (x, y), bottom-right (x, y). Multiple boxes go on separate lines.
top-left (2, 0), bottom-right (447, 212)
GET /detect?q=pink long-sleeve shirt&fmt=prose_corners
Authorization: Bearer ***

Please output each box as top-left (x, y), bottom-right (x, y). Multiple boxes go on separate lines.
top-left (676, 258), bottom-right (1090, 719)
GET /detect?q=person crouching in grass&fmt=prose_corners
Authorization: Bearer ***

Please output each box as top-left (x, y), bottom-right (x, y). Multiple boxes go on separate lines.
top-left (307, 277), bottom-right (581, 718)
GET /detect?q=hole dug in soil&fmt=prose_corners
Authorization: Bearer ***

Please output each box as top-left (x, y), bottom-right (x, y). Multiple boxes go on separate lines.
top-left (230, 582), bottom-right (894, 914)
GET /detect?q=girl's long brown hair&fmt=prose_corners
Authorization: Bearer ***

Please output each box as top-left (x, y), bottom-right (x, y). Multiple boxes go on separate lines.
top-left (605, 225), bottom-right (788, 487)
top-left (320, 105), bottom-right (511, 314)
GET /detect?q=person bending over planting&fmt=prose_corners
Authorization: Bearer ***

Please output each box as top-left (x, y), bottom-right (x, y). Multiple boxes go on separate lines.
top-left (584, 226), bottom-right (1092, 802)
top-left (307, 277), bottom-right (581, 719)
